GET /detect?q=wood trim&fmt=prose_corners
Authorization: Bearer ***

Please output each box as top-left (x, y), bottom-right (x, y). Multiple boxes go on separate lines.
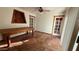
top-left (54, 15), bottom-right (65, 17)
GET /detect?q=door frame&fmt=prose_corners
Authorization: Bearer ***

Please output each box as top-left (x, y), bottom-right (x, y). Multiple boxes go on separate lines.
top-left (52, 15), bottom-right (64, 36)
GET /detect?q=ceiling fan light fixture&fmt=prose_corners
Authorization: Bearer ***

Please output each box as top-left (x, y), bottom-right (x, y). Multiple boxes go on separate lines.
top-left (38, 7), bottom-right (43, 12)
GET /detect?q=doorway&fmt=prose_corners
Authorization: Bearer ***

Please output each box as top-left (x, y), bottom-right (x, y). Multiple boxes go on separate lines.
top-left (29, 15), bottom-right (35, 28)
top-left (52, 15), bottom-right (64, 37)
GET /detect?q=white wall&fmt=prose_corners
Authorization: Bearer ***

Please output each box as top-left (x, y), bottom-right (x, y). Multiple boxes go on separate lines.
top-left (0, 7), bottom-right (36, 29)
top-left (61, 7), bottom-right (79, 50)
top-left (35, 12), bottom-right (64, 34)
top-left (0, 7), bottom-right (36, 40)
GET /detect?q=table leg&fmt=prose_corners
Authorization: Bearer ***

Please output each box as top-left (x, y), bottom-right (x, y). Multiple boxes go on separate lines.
top-left (2, 34), bottom-right (11, 48)
top-left (6, 36), bottom-right (11, 47)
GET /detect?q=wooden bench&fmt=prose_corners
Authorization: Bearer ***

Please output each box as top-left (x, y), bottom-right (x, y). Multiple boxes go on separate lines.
top-left (0, 27), bottom-right (33, 47)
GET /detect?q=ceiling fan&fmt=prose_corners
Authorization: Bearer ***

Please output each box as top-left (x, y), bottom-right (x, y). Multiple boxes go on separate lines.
top-left (38, 7), bottom-right (50, 12)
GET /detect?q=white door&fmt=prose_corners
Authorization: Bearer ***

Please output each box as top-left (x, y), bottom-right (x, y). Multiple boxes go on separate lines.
top-left (29, 15), bottom-right (35, 28)
top-left (53, 16), bottom-right (63, 36)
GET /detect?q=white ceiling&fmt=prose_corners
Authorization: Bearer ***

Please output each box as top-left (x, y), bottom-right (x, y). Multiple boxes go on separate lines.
top-left (20, 7), bottom-right (67, 13)
top-left (43, 7), bottom-right (66, 11)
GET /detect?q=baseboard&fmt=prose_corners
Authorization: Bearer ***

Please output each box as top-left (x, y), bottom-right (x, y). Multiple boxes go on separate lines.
top-left (35, 31), bottom-right (61, 38)
top-left (35, 31), bottom-right (52, 35)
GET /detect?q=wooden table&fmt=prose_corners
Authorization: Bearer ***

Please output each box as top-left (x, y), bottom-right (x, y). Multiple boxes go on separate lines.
top-left (0, 27), bottom-right (33, 47)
